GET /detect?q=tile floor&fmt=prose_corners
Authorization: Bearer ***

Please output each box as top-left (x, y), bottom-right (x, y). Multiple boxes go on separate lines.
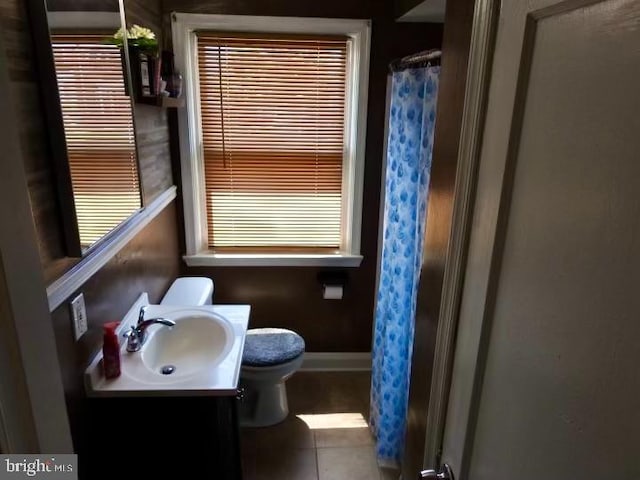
top-left (239, 371), bottom-right (400, 480)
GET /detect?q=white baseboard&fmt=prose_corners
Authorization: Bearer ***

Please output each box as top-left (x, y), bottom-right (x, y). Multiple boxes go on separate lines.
top-left (301, 352), bottom-right (371, 371)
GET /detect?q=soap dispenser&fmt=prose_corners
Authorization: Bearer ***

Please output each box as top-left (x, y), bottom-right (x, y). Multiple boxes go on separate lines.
top-left (102, 322), bottom-right (121, 379)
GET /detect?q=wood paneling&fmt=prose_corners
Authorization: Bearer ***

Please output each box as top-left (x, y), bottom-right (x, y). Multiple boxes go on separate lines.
top-left (46, 0), bottom-right (118, 12)
top-left (124, 0), bottom-right (162, 36)
top-left (402, 0), bottom-right (475, 476)
top-left (126, 0), bottom-right (174, 204)
top-left (168, 0), bottom-right (443, 352)
top-left (164, 0), bottom-right (379, 19)
top-left (135, 104), bottom-right (174, 203)
top-left (0, 0), bottom-right (67, 270)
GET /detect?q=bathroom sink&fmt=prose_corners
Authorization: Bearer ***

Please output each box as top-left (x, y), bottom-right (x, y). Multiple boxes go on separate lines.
top-left (135, 310), bottom-right (234, 381)
top-left (84, 294), bottom-right (251, 396)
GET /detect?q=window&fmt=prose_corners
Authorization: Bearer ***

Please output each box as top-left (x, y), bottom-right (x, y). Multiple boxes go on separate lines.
top-left (173, 15), bottom-right (370, 266)
top-left (197, 33), bottom-right (347, 251)
top-left (51, 34), bottom-right (141, 248)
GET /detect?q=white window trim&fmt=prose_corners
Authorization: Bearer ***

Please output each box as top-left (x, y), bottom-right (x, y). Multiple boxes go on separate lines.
top-left (172, 13), bottom-right (370, 267)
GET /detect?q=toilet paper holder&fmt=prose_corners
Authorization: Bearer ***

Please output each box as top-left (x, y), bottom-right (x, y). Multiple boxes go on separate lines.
top-left (317, 271), bottom-right (348, 300)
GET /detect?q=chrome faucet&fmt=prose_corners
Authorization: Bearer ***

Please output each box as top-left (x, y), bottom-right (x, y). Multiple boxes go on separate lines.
top-left (125, 305), bottom-right (175, 352)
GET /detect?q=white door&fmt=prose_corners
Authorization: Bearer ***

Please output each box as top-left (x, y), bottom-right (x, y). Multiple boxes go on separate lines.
top-left (437, 0), bottom-right (640, 478)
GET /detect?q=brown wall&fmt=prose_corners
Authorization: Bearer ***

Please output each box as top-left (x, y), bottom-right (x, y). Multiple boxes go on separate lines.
top-left (402, 0), bottom-right (475, 476)
top-left (165, 0), bottom-right (443, 352)
top-left (0, 0), bottom-right (180, 454)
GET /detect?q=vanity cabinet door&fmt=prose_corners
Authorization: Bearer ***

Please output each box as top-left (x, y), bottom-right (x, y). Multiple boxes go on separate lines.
top-left (85, 396), bottom-right (243, 479)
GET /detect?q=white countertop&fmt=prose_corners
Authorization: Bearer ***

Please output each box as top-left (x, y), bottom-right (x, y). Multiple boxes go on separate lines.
top-left (84, 293), bottom-right (250, 397)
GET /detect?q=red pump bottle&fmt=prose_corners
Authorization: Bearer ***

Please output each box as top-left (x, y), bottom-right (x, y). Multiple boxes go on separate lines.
top-left (102, 321), bottom-right (121, 379)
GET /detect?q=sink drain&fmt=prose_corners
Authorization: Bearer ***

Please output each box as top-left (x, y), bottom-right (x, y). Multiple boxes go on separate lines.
top-left (160, 365), bottom-right (176, 375)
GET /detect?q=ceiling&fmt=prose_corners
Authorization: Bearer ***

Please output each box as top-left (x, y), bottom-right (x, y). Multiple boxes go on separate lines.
top-left (397, 0), bottom-right (447, 23)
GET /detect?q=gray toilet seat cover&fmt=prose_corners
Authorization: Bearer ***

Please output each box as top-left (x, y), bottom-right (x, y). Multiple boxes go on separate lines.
top-left (242, 328), bottom-right (305, 367)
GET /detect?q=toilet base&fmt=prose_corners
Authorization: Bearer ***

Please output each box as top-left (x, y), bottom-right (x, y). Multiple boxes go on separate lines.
top-left (238, 354), bottom-right (304, 428)
top-left (239, 379), bottom-right (289, 427)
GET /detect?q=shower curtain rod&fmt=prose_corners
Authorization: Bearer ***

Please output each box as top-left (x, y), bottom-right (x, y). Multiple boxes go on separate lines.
top-left (389, 49), bottom-right (442, 72)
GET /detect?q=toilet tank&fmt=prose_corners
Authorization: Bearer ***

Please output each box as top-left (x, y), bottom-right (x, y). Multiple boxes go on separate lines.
top-left (160, 277), bottom-right (214, 306)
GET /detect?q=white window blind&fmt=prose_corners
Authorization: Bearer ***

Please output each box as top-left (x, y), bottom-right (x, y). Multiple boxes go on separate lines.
top-left (196, 32), bottom-right (348, 252)
top-left (51, 33), bottom-right (141, 248)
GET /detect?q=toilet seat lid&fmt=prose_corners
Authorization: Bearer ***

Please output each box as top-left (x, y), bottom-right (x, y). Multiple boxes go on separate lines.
top-left (242, 328), bottom-right (305, 367)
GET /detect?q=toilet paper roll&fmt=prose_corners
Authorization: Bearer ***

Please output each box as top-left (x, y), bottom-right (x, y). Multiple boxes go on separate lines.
top-left (323, 285), bottom-right (343, 300)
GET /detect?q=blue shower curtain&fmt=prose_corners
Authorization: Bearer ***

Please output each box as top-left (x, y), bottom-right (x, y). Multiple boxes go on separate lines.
top-left (370, 66), bottom-right (440, 466)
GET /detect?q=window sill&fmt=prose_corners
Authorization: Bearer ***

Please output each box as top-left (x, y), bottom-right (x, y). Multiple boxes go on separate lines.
top-left (183, 252), bottom-right (363, 267)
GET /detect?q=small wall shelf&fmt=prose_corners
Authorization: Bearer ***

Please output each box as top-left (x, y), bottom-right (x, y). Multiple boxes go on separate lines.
top-left (137, 95), bottom-right (185, 108)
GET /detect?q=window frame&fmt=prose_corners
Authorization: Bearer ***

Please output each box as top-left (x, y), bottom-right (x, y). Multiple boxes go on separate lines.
top-left (172, 13), bottom-right (370, 267)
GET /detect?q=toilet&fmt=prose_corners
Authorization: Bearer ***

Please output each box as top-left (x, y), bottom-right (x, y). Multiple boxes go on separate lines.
top-left (160, 277), bottom-right (304, 427)
top-left (161, 277), bottom-right (214, 306)
top-left (240, 328), bottom-right (305, 427)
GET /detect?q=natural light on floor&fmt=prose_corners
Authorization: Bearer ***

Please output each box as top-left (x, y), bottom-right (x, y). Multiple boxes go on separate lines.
top-left (296, 413), bottom-right (369, 430)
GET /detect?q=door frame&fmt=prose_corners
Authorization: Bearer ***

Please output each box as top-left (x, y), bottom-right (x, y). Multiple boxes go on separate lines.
top-left (421, 0), bottom-right (501, 469)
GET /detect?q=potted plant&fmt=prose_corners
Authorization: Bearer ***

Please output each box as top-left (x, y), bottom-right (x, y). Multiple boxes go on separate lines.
top-left (108, 25), bottom-right (160, 99)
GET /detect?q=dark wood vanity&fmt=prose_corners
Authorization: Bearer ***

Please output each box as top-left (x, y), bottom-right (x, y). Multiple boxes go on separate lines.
top-left (86, 395), bottom-right (243, 478)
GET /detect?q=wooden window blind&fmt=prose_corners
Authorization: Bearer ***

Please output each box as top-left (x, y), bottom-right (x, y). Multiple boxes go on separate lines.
top-left (51, 34), bottom-right (141, 248)
top-left (196, 33), bottom-right (348, 251)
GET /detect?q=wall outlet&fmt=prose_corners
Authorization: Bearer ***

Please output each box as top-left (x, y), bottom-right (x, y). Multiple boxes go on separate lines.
top-left (70, 293), bottom-right (88, 340)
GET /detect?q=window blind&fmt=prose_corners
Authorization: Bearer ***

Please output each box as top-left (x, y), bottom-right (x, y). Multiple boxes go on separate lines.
top-left (196, 33), bottom-right (348, 251)
top-left (51, 34), bottom-right (141, 248)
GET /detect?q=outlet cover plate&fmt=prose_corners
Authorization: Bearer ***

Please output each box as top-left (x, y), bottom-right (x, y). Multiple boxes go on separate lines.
top-left (70, 293), bottom-right (88, 340)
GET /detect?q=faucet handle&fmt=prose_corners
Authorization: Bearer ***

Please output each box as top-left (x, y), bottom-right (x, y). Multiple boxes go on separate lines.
top-left (138, 305), bottom-right (148, 325)
top-left (125, 325), bottom-right (141, 352)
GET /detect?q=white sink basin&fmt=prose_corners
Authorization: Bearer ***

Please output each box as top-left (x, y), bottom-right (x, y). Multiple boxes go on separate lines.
top-left (136, 310), bottom-right (234, 381)
top-left (84, 294), bottom-right (250, 397)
